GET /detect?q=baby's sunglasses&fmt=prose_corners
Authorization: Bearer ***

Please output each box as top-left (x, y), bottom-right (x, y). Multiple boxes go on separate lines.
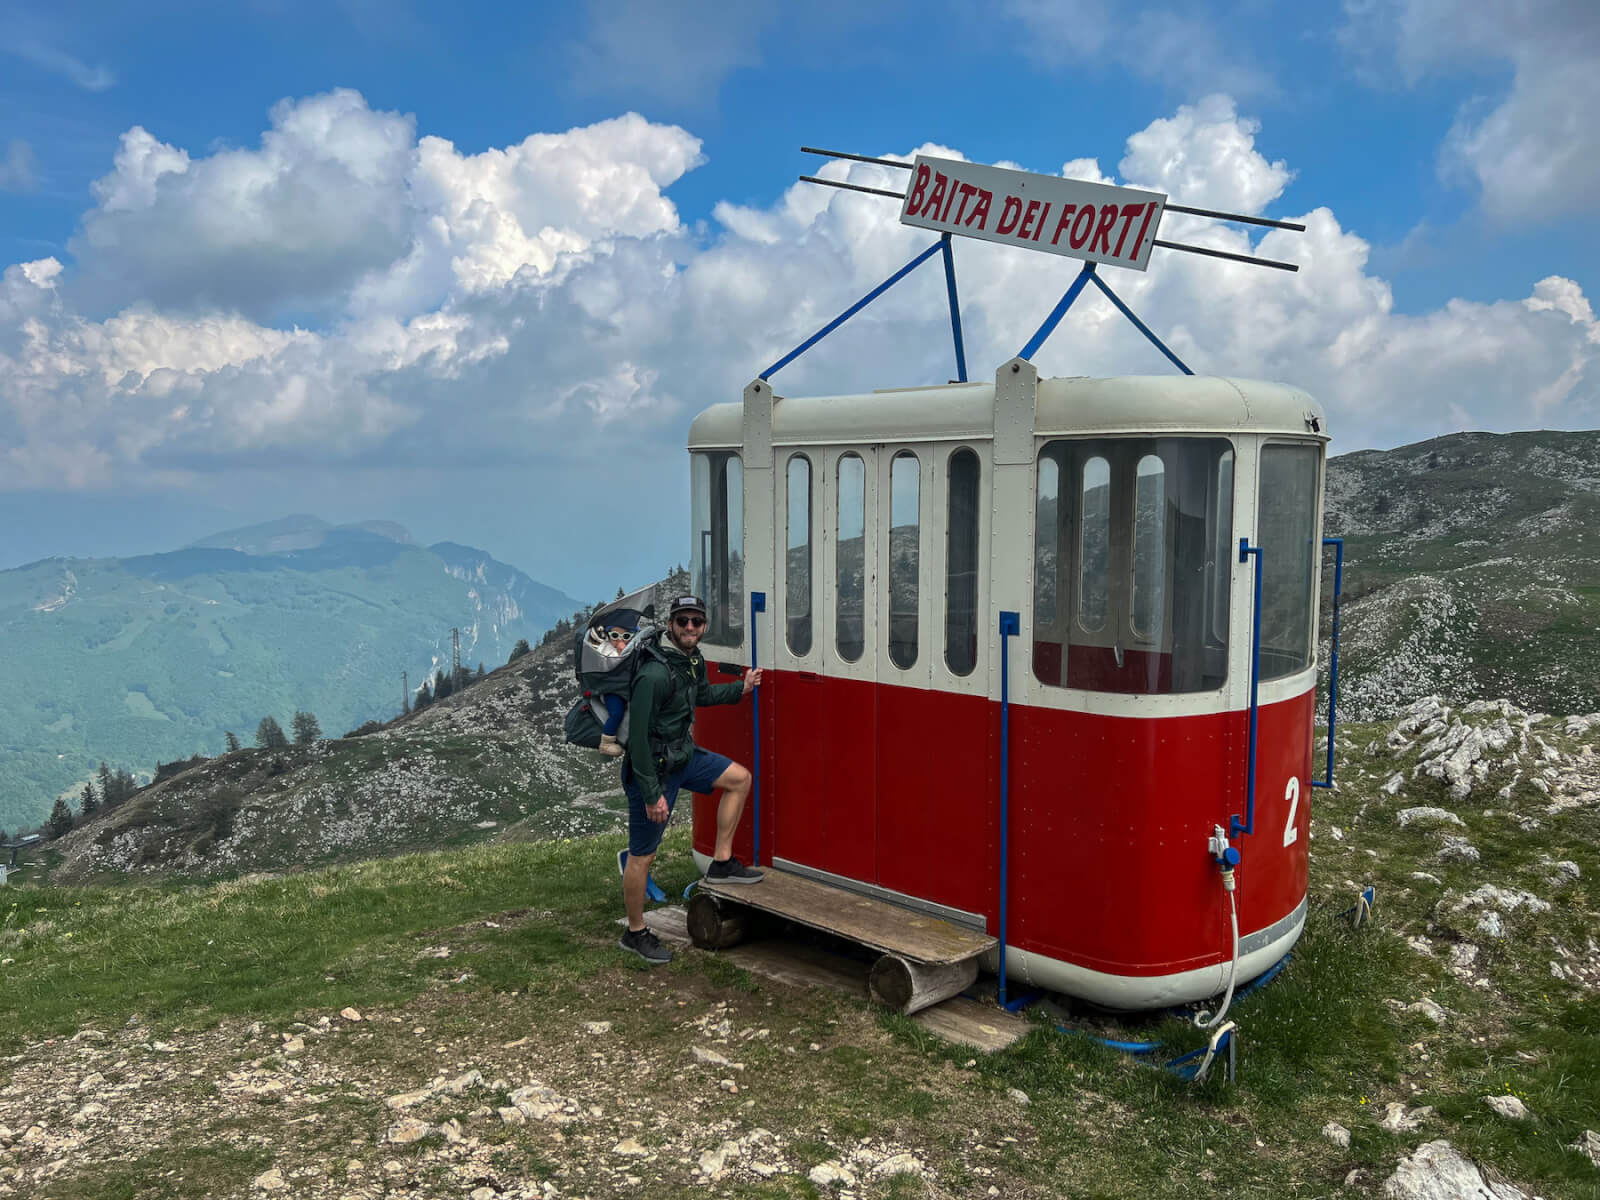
top-left (672, 614), bottom-right (706, 629)
top-left (605, 629), bottom-right (630, 642)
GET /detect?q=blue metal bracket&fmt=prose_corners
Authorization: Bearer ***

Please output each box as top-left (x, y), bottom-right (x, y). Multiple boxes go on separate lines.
top-left (1231, 539), bottom-right (1263, 840)
top-left (940, 234), bottom-right (968, 383)
top-left (761, 240), bottom-right (945, 381)
top-left (1019, 262), bottom-right (1096, 361)
top-left (618, 850), bottom-right (667, 904)
top-left (997, 609), bottom-right (1020, 1008)
top-left (750, 591), bottom-right (766, 866)
top-left (1312, 537), bottom-right (1344, 790)
top-left (1088, 272), bottom-right (1193, 374)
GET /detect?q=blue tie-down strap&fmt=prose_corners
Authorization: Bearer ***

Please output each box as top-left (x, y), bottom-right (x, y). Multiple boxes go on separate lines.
top-left (618, 849), bottom-right (667, 904)
top-left (1337, 885), bottom-right (1377, 927)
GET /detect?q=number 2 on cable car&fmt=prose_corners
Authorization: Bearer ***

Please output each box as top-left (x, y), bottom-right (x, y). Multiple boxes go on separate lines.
top-left (1283, 776), bottom-right (1300, 847)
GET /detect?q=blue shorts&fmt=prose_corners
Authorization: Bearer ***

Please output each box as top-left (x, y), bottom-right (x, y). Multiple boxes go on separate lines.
top-left (622, 748), bottom-right (733, 858)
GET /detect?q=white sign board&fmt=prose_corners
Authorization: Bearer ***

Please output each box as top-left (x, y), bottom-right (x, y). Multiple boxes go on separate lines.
top-left (899, 155), bottom-right (1167, 272)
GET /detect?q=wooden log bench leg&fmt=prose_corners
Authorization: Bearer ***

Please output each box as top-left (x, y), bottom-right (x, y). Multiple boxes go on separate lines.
top-left (869, 953), bottom-right (979, 1015)
top-left (687, 892), bottom-right (751, 950)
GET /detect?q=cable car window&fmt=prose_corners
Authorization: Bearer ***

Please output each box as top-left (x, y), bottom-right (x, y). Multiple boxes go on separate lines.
top-left (1257, 444), bottom-right (1320, 680)
top-left (836, 452), bottom-right (866, 662)
top-left (786, 454), bottom-right (813, 656)
top-left (1034, 453), bottom-right (1060, 632)
top-left (945, 448), bottom-right (980, 676)
top-left (1210, 450), bottom-right (1234, 644)
top-left (1078, 456), bottom-right (1110, 634)
top-left (690, 451), bottom-right (744, 646)
top-left (888, 451), bottom-right (920, 670)
top-left (1132, 454), bottom-right (1167, 641)
top-left (1034, 438), bottom-right (1233, 694)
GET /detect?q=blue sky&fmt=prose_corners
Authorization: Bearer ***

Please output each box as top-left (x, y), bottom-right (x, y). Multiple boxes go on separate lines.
top-left (1, 0), bottom-right (1596, 598)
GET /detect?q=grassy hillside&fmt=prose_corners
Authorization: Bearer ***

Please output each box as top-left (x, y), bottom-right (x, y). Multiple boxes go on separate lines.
top-left (0, 527), bottom-right (585, 833)
top-left (1, 700), bottom-right (1597, 1198)
top-left (1326, 429), bottom-right (1600, 719)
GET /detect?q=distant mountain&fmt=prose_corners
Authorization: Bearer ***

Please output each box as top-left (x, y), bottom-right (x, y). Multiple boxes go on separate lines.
top-left (0, 520), bottom-right (587, 831)
top-left (1326, 429), bottom-right (1600, 720)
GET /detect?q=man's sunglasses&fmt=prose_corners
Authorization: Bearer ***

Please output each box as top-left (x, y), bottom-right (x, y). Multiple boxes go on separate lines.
top-left (672, 615), bottom-right (706, 629)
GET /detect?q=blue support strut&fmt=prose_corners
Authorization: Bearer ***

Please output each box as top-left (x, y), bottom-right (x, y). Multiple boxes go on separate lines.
top-left (1088, 273), bottom-right (1193, 375)
top-left (1019, 262), bottom-right (1096, 361)
top-left (1232, 540), bottom-right (1263, 838)
top-left (750, 592), bottom-right (766, 865)
top-left (1312, 537), bottom-right (1344, 790)
top-left (760, 240), bottom-right (945, 381)
top-left (997, 610), bottom-right (1020, 1008)
top-left (940, 234), bottom-right (968, 383)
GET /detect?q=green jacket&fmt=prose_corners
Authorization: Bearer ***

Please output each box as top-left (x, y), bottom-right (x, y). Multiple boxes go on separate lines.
top-left (625, 632), bottom-right (745, 801)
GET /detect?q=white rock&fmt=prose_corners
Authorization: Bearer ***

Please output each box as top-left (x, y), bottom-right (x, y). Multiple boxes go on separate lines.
top-left (613, 1137), bottom-right (648, 1156)
top-left (1007, 1087), bottom-right (1030, 1105)
top-left (497, 1107), bottom-right (525, 1125)
top-left (584, 1021), bottom-right (612, 1035)
top-left (1405, 999), bottom-right (1447, 1024)
top-left (252, 1168), bottom-right (288, 1191)
top-left (1485, 1094), bottom-right (1530, 1120)
top-left (70, 1102), bottom-right (106, 1125)
top-left (282, 1036), bottom-right (305, 1054)
top-left (692, 1046), bottom-right (732, 1067)
top-left (386, 1089), bottom-right (431, 1109)
top-left (1322, 1121), bottom-right (1350, 1148)
top-left (1382, 773), bottom-right (1406, 795)
top-left (809, 1161), bottom-right (857, 1188)
top-left (1477, 912), bottom-right (1505, 938)
top-left (1410, 872), bottom-right (1443, 886)
top-left (386, 1117), bottom-right (431, 1144)
top-left (77, 1073), bottom-right (104, 1092)
top-left (873, 1152), bottom-right (926, 1177)
top-left (1397, 807), bottom-right (1464, 828)
top-left (1383, 1139), bottom-right (1533, 1200)
top-left (440, 1070), bottom-right (483, 1095)
top-left (1569, 1130), bottom-right (1600, 1166)
top-left (340, 1007), bottom-right (363, 1022)
top-left (470, 1189), bottom-right (497, 1200)
top-left (1437, 836), bottom-right (1480, 863)
top-left (1379, 1102), bottom-right (1434, 1132)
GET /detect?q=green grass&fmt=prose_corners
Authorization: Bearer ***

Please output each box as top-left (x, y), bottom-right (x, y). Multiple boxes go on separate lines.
top-left (5, 721), bottom-right (1600, 1199)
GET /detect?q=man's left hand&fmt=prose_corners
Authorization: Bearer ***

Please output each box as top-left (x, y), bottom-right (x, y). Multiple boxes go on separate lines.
top-left (742, 668), bottom-right (763, 694)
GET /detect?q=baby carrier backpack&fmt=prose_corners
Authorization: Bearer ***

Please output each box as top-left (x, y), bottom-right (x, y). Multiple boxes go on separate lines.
top-left (562, 586), bottom-right (663, 751)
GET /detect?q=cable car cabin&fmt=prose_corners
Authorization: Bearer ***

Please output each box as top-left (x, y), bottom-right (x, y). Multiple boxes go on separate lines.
top-left (684, 360), bottom-right (1328, 1010)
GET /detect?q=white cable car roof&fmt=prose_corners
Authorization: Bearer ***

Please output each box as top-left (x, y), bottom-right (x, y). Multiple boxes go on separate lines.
top-left (688, 374), bottom-right (1327, 449)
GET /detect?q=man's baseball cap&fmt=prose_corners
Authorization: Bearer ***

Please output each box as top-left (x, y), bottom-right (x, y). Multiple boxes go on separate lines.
top-left (668, 594), bottom-right (707, 618)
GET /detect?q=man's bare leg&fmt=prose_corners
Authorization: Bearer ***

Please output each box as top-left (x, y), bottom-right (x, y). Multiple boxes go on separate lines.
top-left (623, 851), bottom-right (655, 930)
top-left (710, 763), bottom-right (753, 860)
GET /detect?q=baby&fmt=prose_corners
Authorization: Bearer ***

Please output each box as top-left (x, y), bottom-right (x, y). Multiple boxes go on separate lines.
top-left (596, 624), bottom-right (632, 756)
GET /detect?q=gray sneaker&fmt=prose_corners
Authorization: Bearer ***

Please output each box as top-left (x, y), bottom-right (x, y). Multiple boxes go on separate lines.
top-left (705, 856), bottom-right (764, 885)
top-left (619, 927), bottom-right (671, 964)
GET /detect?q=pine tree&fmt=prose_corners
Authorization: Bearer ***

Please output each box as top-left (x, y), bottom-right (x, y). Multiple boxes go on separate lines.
top-left (508, 638), bottom-right (531, 663)
top-left (46, 796), bottom-right (74, 839)
top-left (476, 662), bottom-right (485, 679)
top-left (256, 716), bottom-right (288, 749)
top-left (433, 668), bottom-right (453, 701)
top-left (292, 711), bottom-right (322, 745)
top-left (98, 761), bottom-right (113, 799)
top-left (225, 731), bottom-right (241, 752)
top-left (80, 782), bottom-right (99, 817)
top-left (414, 681), bottom-right (433, 710)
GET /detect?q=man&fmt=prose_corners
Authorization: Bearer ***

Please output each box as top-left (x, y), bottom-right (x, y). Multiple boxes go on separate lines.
top-left (618, 594), bottom-right (764, 965)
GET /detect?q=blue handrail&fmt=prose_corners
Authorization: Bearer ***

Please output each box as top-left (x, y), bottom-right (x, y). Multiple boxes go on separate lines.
top-left (1312, 537), bottom-right (1344, 789)
top-left (1231, 539), bottom-right (1263, 839)
top-left (750, 591), bottom-right (766, 864)
top-left (997, 610), bottom-right (1020, 1007)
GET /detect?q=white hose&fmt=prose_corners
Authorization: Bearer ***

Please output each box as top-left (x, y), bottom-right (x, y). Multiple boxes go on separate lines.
top-left (1194, 878), bottom-right (1240, 1030)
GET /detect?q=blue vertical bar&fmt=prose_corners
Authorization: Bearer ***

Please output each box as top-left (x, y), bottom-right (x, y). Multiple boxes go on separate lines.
top-left (1313, 538), bottom-right (1344, 789)
top-left (1018, 262), bottom-right (1095, 361)
top-left (997, 610), bottom-right (1020, 1007)
top-left (750, 591), bottom-right (766, 865)
top-left (1232, 540), bottom-right (1262, 839)
top-left (940, 234), bottom-right (968, 383)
